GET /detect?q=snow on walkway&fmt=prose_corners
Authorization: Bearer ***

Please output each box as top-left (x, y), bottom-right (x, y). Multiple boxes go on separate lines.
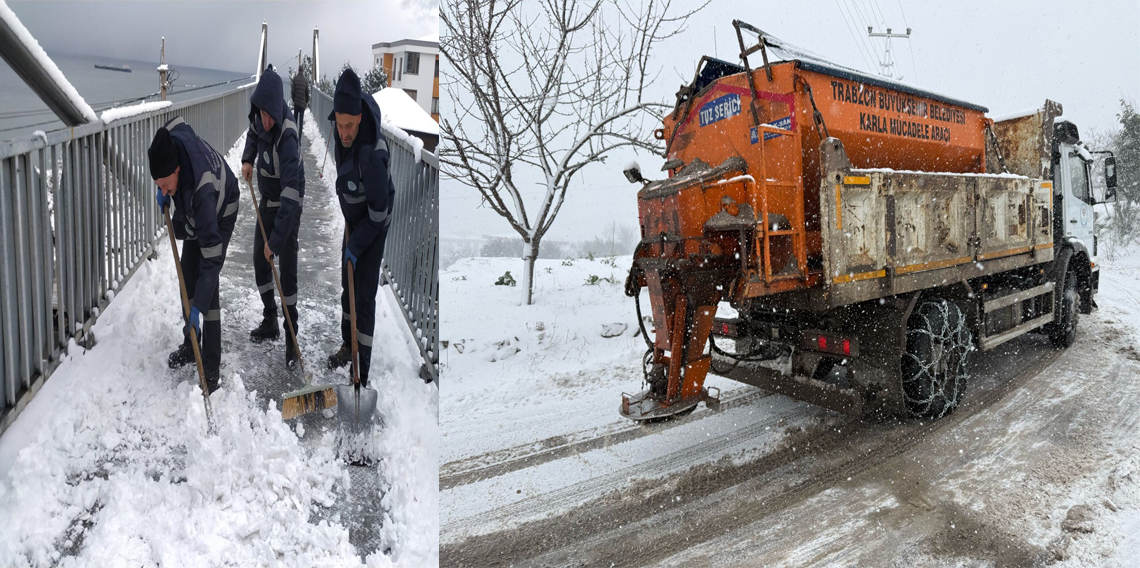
top-left (0, 115), bottom-right (437, 567)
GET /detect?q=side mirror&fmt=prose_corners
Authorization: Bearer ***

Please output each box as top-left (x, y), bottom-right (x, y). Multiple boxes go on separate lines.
top-left (1103, 156), bottom-right (1117, 203)
top-left (623, 162), bottom-right (646, 185)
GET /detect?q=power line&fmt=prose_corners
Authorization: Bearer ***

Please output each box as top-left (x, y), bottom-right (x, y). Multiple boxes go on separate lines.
top-left (834, 0), bottom-right (876, 72)
top-left (835, 0), bottom-right (877, 72)
top-left (868, 0), bottom-right (889, 29)
top-left (847, 0), bottom-right (884, 69)
top-left (896, 0), bottom-right (919, 83)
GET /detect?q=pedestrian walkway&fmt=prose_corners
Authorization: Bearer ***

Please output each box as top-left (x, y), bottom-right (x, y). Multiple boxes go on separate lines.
top-left (0, 115), bottom-right (438, 566)
top-left (219, 116), bottom-right (392, 555)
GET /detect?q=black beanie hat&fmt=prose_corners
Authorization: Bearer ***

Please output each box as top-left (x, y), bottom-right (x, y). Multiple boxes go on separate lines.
top-left (148, 128), bottom-right (178, 179)
top-left (332, 68), bottom-right (363, 116)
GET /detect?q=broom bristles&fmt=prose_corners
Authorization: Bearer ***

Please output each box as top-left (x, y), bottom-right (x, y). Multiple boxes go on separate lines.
top-left (281, 385), bottom-right (338, 420)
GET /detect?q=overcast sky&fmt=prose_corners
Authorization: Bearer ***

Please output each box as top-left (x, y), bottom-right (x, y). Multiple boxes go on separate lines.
top-left (8, 0), bottom-right (438, 76)
top-left (441, 0), bottom-right (1140, 246)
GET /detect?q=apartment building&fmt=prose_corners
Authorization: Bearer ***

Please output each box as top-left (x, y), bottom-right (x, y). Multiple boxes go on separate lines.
top-left (371, 34), bottom-right (439, 122)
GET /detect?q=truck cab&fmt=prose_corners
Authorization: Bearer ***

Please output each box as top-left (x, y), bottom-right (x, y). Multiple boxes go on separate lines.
top-left (1052, 120), bottom-right (1116, 312)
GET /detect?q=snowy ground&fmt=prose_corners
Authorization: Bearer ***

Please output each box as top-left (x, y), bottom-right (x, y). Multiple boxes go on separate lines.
top-left (0, 116), bottom-right (438, 567)
top-left (441, 246), bottom-right (1140, 566)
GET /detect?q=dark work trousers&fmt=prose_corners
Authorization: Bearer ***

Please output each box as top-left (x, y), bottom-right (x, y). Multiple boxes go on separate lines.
top-left (294, 107), bottom-right (306, 142)
top-left (341, 224), bottom-right (389, 386)
top-left (252, 199), bottom-right (300, 329)
top-left (180, 215), bottom-right (236, 376)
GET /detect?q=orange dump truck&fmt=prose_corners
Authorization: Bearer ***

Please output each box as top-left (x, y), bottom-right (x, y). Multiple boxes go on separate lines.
top-left (621, 21), bottom-right (1118, 420)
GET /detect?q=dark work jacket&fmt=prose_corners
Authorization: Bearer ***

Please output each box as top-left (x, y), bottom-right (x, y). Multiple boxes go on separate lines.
top-left (292, 72), bottom-right (310, 110)
top-left (329, 93), bottom-right (395, 258)
top-left (165, 116), bottom-right (241, 315)
top-left (242, 69), bottom-right (304, 254)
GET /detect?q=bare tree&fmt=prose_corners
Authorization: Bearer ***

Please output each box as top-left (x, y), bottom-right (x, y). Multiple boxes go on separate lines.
top-left (440, 0), bottom-right (705, 304)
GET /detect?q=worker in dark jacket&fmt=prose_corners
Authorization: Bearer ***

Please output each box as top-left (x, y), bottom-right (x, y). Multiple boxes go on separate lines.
top-left (242, 67), bottom-right (306, 368)
top-left (326, 68), bottom-right (395, 386)
top-left (292, 64), bottom-right (310, 141)
top-left (149, 116), bottom-right (240, 393)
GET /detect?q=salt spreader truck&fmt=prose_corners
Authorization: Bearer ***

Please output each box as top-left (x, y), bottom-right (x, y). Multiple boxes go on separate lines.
top-left (621, 21), bottom-right (1118, 421)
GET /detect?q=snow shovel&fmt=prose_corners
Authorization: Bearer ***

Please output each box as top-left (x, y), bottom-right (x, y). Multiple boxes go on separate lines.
top-left (243, 179), bottom-right (337, 420)
top-left (164, 207), bottom-right (215, 434)
top-left (337, 234), bottom-right (378, 463)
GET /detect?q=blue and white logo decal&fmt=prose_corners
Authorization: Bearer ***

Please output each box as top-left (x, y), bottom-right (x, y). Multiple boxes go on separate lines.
top-left (752, 116), bottom-right (793, 144)
top-left (699, 93), bottom-right (741, 127)
top-left (348, 181), bottom-right (358, 192)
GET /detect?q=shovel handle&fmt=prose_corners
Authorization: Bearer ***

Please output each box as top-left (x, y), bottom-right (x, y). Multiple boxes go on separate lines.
top-left (244, 179), bottom-right (309, 379)
top-left (346, 230), bottom-right (361, 388)
top-left (164, 207), bottom-right (214, 430)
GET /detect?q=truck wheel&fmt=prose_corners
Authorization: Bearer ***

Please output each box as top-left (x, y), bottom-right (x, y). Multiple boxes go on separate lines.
top-left (902, 299), bottom-right (973, 419)
top-left (1048, 269), bottom-right (1079, 348)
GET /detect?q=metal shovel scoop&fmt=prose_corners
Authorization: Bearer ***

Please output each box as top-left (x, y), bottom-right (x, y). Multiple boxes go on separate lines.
top-left (337, 240), bottom-right (378, 462)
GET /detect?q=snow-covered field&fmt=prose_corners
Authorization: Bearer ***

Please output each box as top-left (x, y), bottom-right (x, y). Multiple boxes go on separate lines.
top-left (439, 255), bottom-right (836, 539)
top-left (441, 243), bottom-right (1140, 566)
top-left (439, 255), bottom-right (756, 461)
top-left (0, 118), bottom-right (437, 567)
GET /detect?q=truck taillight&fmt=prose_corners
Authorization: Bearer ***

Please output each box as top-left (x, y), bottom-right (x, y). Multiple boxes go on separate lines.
top-left (712, 319), bottom-right (738, 337)
top-left (803, 332), bottom-right (858, 357)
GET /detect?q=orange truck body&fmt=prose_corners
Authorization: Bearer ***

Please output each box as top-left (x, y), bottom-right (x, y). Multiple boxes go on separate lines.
top-left (645, 59), bottom-right (992, 298)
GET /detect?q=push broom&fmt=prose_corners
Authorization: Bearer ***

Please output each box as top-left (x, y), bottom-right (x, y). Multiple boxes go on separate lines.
top-left (242, 178), bottom-right (337, 419)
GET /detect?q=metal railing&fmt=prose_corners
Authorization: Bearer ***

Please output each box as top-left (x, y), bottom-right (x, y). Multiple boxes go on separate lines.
top-left (311, 88), bottom-right (439, 383)
top-left (0, 84), bottom-right (253, 435)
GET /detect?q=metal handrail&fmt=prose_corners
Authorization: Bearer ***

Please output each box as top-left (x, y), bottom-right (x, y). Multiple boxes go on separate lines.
top-left (0, 82), bottom-right (253, 435)
top-left (310, 87), bottom-right (439, 383)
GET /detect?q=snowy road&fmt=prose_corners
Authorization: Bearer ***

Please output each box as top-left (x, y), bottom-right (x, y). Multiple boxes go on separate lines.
top-left (0, 117), bottom-right (438, 567)
top-left (441, 252), bottom-right (1140, 567)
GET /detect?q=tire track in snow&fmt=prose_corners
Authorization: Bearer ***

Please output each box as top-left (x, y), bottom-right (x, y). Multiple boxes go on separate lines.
top-left (442, 394), bottom-right (818, 542)
top-left (440, 387), bottom-right (775, 490)
top-left (443, 335), bottom-right (1064, 566)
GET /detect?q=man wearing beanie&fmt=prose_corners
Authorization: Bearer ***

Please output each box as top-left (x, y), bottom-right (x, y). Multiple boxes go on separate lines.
top-left (150, 116), bottom-right (241, 393)
top-left (242, 67), bottom-right (306, 368)
top-left (325, 67), bottom-right (396, 387)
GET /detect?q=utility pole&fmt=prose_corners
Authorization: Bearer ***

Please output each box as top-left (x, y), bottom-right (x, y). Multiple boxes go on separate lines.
top-left (312, 27), bottom-right (319, 86)
top-left (867, 26), bottom-right (910, 80)
top-left (256, 21), bottom-right (268, 81)
top-left (159, 37), bottom-right (168, 101)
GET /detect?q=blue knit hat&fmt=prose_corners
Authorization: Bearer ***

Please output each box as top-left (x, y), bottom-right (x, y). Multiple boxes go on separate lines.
top-left (331, 68), bottom-right (363, 118)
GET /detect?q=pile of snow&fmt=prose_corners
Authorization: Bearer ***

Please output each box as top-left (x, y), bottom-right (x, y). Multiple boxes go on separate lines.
top-left (100, 101), bottom-right (172, 124)
top-left (0, 254), bottom-right (358, 567)
top-left (372, 88), bottom-right (438, 136)
top-left (0, 2), bottom-right (98, 123)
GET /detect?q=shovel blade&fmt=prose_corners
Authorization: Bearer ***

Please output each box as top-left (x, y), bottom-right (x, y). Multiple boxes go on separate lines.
top-left (336, 384), bottom-right (378, 433)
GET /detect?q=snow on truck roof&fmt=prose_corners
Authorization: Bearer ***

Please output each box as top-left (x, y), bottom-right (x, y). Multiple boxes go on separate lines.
top-left (990, 107), bottom-right (1052, 123)
top-left (758, 30), bottom-right (990, 114)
